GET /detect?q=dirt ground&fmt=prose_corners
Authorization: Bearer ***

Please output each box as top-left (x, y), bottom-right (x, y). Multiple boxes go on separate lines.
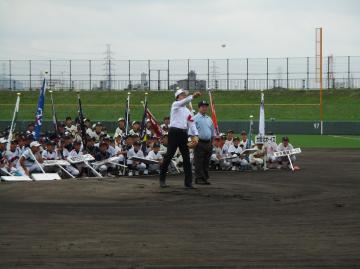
top-left (0, 148), bottom-right (359, 269)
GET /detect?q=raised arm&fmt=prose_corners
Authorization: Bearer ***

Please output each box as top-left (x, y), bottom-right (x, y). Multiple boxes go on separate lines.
top-left (172, 92), bottom-right (201, 109)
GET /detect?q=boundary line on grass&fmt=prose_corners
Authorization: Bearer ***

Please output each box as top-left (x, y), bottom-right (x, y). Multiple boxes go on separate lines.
top-left (331, 135), bottom-right (360, 141)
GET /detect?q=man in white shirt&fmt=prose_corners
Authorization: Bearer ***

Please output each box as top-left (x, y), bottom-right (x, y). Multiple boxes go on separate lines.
top-left (159, 89), bottom-right (201, 188)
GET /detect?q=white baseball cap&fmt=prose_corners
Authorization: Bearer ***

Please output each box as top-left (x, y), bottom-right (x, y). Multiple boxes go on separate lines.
top-left (30, 141), bottom-right (41, 147)
top-left (175, 88), bottom-right (187, 98)
top-left (0, 137), bottom-right (8, 144)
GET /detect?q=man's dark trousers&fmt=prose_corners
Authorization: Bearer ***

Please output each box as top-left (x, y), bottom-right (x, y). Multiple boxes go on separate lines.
top-left (160, 127), bottom-right (192, 185)
top-left (194, 140), bottom-right (212, 181)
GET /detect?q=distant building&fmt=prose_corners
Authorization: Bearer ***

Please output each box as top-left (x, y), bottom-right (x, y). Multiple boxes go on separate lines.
top-left (170, 70), bottom-right (206, 91)
top-left (129, 72), bottom-right (148, 90)
top-left (0, 75), bottom-right (24, 90)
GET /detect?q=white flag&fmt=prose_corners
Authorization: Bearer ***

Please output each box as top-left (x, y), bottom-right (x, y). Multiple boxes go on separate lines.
top-left (7, 94), bottom-right (20, 150)
top-left (258, 92), bottom-right (265, 136)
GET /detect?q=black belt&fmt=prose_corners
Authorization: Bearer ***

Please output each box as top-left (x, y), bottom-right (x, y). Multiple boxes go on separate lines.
top-left (169, 127), bottom-right (187, 133)
top-left (199, 139), bottom-right (211, 143)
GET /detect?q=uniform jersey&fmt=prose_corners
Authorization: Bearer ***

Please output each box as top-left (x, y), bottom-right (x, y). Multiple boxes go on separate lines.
top-left (146, 150), bottom-right (163, 161)
top-left (127, 147), bottom-right (144, 159)
top-left (95, 151), bottom-right (110, 161)
top-left (240, 139), bottom-right (254, 149)
top-left (42, 150), bottom-right (57, 160)
top-left (129, 129), bottom-right (140, 136)
top-left (18, 149), bottom-right (38, 168)
top-left (266, 141), bottom-right (278, 156)
top-left (68, 149), bottom-right (83, 158)
top-left (5, 148), bottom-right (21, 165)
top-left (114, 127), bottom-right (124, 138)
top-left (228, 144), bottom-right (243, 155)
top-left (277, 143), bottom-right (294, 152)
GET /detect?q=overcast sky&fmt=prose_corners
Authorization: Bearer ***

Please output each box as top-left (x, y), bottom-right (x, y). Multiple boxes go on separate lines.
top-left (0, 0), bottom-right (359, 60)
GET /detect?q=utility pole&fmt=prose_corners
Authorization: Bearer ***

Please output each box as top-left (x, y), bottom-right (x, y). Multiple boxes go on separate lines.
top-left (104, 44), bottom-right (114, 90)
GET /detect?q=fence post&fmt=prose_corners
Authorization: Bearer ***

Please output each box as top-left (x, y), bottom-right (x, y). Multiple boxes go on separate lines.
top-left (49, 60), bottom-right (52, 90)
top-left (128, 60), bottom-right (131, 90)
top-left (89, 60), bottom-right (92, 91)
top-left (266, 58), bottom-right (269, 90)
top-left (306, 57), bottom-right (309, 90)
top-left (148, 60), bottom-right (151, 91)
top-left (29, 60), bottom-right (32, 90)
top-left (348, 56), bottom-right (351, 89)
top-left (226, 58), bottom-right (229, 90)
top-left (167, 59), bottom-right (170, 91)
top-left (69, 60), bottom-right (72, 90)
top-left (286, 57), bottom-right (289, 89)
top-left (207, 59), bottom-right (210, 89)
top-left (246, 58), bottom-right (249, 91)
top-left (9, 60), bottom-right (11, 90)
top-left (327, 56), bottom-right (330, 89)
top-left (187, 59), bottom-right (190, 90)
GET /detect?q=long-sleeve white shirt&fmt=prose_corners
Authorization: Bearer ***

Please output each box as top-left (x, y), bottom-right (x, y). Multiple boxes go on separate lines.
top-left (169, 95), bottom-right (199, 136)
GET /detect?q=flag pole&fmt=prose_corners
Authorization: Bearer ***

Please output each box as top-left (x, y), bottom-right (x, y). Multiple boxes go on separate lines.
top-left (76, 91), bottom-right (87, 146)
top-left (7, 92), bottom-right (21, 150)
top-left (247, 115), bottom-right (253, 149)
top-left (140, 92), bottom-right (148, 140)
top-left (125, 92), bottom-right (131, 136)
top-left (208, 88), bottom-right (220, 136)
top-left (49, 90), bottom-right (59, 137)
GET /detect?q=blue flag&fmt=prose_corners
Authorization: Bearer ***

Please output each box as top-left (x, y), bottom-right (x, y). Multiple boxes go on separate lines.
top-left (34, 79), bottom-right (46, 140)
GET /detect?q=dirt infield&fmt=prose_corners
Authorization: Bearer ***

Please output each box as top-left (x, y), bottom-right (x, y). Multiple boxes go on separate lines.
top-left (0, 149), bottom-right (359, 269)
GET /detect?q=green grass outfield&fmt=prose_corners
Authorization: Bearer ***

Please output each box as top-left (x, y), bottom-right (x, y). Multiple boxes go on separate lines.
top-left (275, 135), bottom-right (360, 148)
top-left (0, 89), bottom-right (360, 121)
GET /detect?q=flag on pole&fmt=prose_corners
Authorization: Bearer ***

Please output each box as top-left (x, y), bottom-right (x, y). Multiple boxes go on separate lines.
top-left (258, 92), bottom-right (265, 136)
top-left (139, 97), bottom-right (148, 140)
top-left (124, 93), bottom-right (131, 136)
top-left (77, 92), bottom-right (87, 145)
top-left (208, 90), bottom-right (220, 136)
top-left (49, 91), bottom-right (59, 136)
top-left (34, 79), bottom-right (46, 140)
top-left (7, 93), bottom-right (20, 150)
top-left (146, 106), bottom-right (163, 138)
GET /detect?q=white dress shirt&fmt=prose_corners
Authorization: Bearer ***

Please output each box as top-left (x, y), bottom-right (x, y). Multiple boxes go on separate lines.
top-left (169, 95), bottom-right (199, 136)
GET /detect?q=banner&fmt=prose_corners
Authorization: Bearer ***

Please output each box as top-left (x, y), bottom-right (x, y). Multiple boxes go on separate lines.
top-left (7, 93), bottom-right (20, 150)
top-left (259, 92), bottom-right (265, 136)
top-left (124, 93), bottom-right (131, 136)
top-left (34, 79), bottom-right (46, 140)
top-left (77, 92), bottom-right (87, 145)
top-left (146, 107), bottom-right (163, 138)
top-left (209, 90), bottom-right (220, 136)
top-left (49, 91), bottom-right (59, 136)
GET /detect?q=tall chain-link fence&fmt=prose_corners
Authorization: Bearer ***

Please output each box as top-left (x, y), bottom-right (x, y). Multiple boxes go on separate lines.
top-left (0, 56), bottom-right (359, 91)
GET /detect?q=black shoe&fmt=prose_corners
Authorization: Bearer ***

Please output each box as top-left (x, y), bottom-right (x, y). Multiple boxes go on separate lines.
top-left (195, 178), bottom-right (211, 185)
top-left (160, 181), bottom-right (169, 188)
top-left (184, 183), bottom-right (196, 189)
top-left (195, 178), bottom-right (205, 184)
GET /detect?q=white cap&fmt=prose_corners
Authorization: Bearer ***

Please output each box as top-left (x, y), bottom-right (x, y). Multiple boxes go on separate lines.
top-left (175, 88), bottom-right (186, 98)
top-left (0, 137), bottom-right (8, 144)
top-left (30, 141), bottom-right (41, 147)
